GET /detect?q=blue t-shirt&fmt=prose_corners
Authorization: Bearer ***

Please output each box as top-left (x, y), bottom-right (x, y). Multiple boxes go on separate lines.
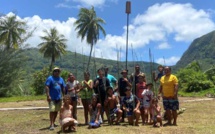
top-left (45, 76), bottom-right (66, 100)
top-left (106, 74), bottom-right (117, 88)
top-left (157, 72), bottom-right (165, 79)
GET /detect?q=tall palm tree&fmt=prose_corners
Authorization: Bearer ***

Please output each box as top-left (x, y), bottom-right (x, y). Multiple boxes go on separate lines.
top-left (0, 15), bottom-right (26, 50)
top-left (38, 27), bottom-right (67, 73)
top-left (74, 6), bottom-right (106, 71)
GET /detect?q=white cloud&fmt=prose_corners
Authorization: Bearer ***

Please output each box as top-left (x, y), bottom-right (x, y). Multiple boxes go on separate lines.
top-left (157, 42), bottom-right (171, 49)
top-left (73, 0), bottom-right (105, 7)
top-left (132, 3), bottom-right (215, 44)
top-left (156, 56), bottom-right (180, 66)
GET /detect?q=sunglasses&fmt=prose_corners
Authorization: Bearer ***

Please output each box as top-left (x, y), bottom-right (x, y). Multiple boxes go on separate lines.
top-left (54, 70), bottom-right (60, 73)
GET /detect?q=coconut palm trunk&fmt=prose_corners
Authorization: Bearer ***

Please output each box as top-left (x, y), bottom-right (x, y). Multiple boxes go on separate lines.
top-left (86, 42), bottom-right (94, 71)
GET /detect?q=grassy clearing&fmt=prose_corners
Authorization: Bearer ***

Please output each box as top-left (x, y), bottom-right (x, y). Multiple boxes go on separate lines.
top-left (0, 98), bottom-right (215, 134)
top-left (0, 95), bottom-right (46, 103)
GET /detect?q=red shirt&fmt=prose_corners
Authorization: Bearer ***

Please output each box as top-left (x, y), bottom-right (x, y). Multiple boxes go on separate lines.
top-left (136, 82), bottom-right (146, 99)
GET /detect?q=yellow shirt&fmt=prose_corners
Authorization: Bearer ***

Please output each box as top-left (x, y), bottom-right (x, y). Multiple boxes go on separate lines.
top-left (160, 74), bottom-right (178, 97)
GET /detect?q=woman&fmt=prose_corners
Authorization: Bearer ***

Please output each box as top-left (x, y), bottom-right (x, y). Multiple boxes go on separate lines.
top-left (79, 71), bottom-right (94, 125)
top-left (66, 73), bottom-right (79, 120)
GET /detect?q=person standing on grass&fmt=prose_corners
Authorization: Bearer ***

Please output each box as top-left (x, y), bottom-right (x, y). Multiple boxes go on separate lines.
top-left (141, 83), bottom-right (154, 124)
top-left (45, 67), bottom-right (66, 130)
top-left (104, 86), bottom-right (122, 125)
top-left (66, 73), bottom-right (80, 120)
top-left (136, 73), bottom-right (147, 124)
top-left (122, 86), bottom-right (141, 126)
top-left (153, 65), bottom-right (165, 82)
top-left (79, 71), bottom-right (94, 125)
top-left (159, 66), bottom-right (179, 126)
top-left (104, 66), bottom-right (118, 89)
top-left (118, 69), bottom-right (132, 122)
top-left (94, 68), bottom-right (110, 121)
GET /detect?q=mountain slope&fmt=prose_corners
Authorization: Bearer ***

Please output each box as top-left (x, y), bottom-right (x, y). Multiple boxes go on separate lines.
top-left (175, 30), bottom-right (215, 70)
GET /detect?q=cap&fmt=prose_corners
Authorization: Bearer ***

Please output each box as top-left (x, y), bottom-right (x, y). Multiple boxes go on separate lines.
top-left (53, 67), bottom-right (60, 71)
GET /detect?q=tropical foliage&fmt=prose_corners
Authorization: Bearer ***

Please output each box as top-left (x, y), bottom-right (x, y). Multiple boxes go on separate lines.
top-left (176, 61), bottom-right (215, 93)
top-left (38, 27), bottom-right (67, 73)
top-left (74, 6), bottom-right (106, 71)
top-left (0, 15), bottom-right (27, 50)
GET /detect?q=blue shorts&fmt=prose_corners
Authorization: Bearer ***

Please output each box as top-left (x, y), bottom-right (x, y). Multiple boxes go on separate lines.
top-left (127, 109), bottom-right (133, 116)
top-left (163, 99), bottom-right (179, 111)
top-left (71, 97), bottom-right (77, 101)
top-left (89, 121), bottom-right (101, 127)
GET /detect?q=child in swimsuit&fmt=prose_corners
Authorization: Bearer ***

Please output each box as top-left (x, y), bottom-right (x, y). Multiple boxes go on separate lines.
top-left (59, 95), bottom-right (78, 132)
top-left (104, 86), bottom-right (122, 125)
top-left (151, 98), bottom-right (162, 127)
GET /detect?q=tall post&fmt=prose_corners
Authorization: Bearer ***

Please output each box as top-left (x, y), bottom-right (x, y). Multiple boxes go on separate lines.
top-left (125, 1), bottom-right (131, 70)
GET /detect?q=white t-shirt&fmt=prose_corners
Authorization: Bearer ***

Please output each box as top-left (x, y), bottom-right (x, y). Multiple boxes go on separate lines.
top-left (67, 80), bottom-right (79, 97)
top-left (141, 89), bottom-right (153, 108)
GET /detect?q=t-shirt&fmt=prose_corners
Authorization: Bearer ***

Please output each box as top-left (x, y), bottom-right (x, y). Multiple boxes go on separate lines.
top-left (136, 82), bottom-right (146, 99)
top-left (45, 76), bottom-right (66, 100)
top-left (118, 77), bottom-right (131, 97)
top-left (122, 94), bottom-right (138, 111)
top-left (66, 80), bottom-right (79, 97)
top-left (141, 89), bottom-right (153, 107)
top-left (106, 74), bottom-right (117, 88)
top-left (94, 77), bottom-right (110, 94)
top-left (160, 74), bottom-right (178, 97)
top-left (80, 79), bottom-right (94, 99)
top-left (157, 71), bottom-right (165, 80)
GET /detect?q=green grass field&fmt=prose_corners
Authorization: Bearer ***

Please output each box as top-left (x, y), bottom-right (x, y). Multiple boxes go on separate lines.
top-left (0, 97), bottom-right (215, 134)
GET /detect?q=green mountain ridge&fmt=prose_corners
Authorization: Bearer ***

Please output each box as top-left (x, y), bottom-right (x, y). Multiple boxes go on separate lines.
top-left (23, 48), bottom-right (159, 80)
top-left (175, 30), bottom-right (215, 71)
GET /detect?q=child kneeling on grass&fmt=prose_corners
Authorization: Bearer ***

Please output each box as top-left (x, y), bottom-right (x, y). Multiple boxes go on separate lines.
top-left (59, 95), bottom-right (78, 132)
top-left (151, 98), bottom-right (163, 127)
top-left (122, 86), bottom-right (141, 126)
top-left (88, 94), bottom-right (103, 129)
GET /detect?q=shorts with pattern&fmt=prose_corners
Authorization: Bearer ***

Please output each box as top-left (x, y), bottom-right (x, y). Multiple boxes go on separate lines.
top-left (163, 99), bottom-right (179, 111)
top-left (109, 107), bottom-right (119, 119)
top-left (49, 100), bottom-right (62, 112)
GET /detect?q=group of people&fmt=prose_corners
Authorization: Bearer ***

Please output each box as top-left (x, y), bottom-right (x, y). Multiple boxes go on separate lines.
top-left (45, 65), bottom-right (179, 132)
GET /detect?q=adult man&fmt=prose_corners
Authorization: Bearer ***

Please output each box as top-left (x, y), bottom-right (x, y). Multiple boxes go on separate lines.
top-left (153, 65), bottom-right (165, 82)
top-left (118, 69), bottom-right (131, 122)
top-left (94, 68), bottom-right (110, 120)
top-left (104, 66), bottom-right (118, 89)
top-left (130, 65), bottom-right (145, 95)
top-left (159, 66), bottom-right (179, 126)
top-left (45, 67), bottom-right (66, 130)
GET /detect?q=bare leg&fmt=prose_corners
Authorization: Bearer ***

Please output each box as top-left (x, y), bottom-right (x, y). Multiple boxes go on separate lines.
top-left (72, 101), bottom-right (77, 119)
top-left (140, 108), bottom-right (145, 124)
top-left (172, 110), bottom-right (177, 125)
top-left (82, 99), bottom-right (89, 124)
top-left (165, 110), bottom-right (172, 125)
top-left (116, 110), bottom-right (122, 124)
top-left (127, 116), bottom-right (133, 125)
top-left (134, 110), bottom-right (141, 126)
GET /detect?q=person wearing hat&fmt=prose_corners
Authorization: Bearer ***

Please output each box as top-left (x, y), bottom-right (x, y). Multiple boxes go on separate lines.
top-left (118, 69), bottom-right (131, 122)
top-left (45, 67), bottom-right (66, 130)
top-left (141, 82), bottom-right (154, 124)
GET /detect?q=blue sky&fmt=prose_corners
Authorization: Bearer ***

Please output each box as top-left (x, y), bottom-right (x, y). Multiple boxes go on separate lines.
top-left (1, 0), bottom-right (215, 65)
